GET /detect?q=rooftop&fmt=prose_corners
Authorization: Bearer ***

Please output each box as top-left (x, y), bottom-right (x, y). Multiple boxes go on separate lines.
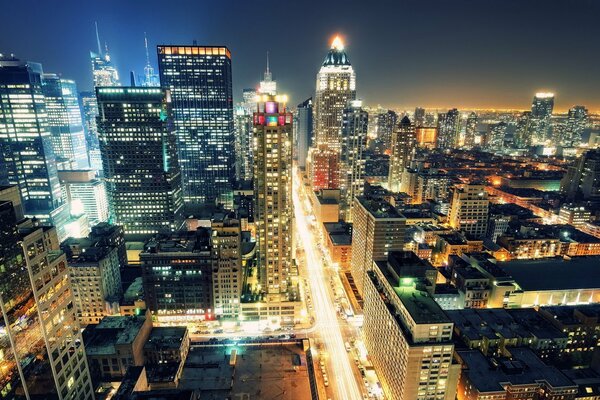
top-left (458, 348), bottom-right (575, 393)
top-left (356, 196), bottom-right (405, 219)
top-left (499, 257), bottom-right (600, 291)
top-left (83, 315), bottom-right (148, 356)
top-left (144, 327), bottom-right (188, 351)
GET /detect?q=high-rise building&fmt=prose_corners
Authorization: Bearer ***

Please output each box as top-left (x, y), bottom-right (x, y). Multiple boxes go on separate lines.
top-left (0, 56), bottom-right (69, 233)
top-left (561, 149), bottom-right (600, 201)
top-left (142, 33), bottom-right (159, 87)
top-left (308, 145), bottom-right (340, 191)
top-left (388, 116), bottom-right (416, 193)
top-left (363, 251), bottom-right (459, 400)
top-left (258, 53), bottom-right (277, 95)
top-left (41, 74), bottom-right (89, 168)
top-left (350, 196), bottom-right (406, 296)
top-left (234, 106), bottom-right (254, 183)
top-left (437, 108), bottom-right (460, 149)
top-left (80, 91), bottom-right (102, 170)
top-left (514, 111), bottom-right (531, 147)
top-left (448, 183), bottom-right (489, 238)
top-left (414, 107), bottom-right (426, 127)
top-left (340, 100), bottom-right (368, 221)
top-left (529, 92), bottom-right (554, 145)
top-left (295, 97), bottom-right (313, 169)
top-left (0, 200), bottom-right (94, 399)
top-left (487, 121), bottom-right (508, 151)
top-left (564, 105), bottom-right (588, 147)
top-left (310, 36), bottom-right (356, 189)
top-left (62, 236), bottom-right (123, 325)
top-left (58, 169), bottom-right (109, 224)
top-left (157, 45), bottom-right (234, 206)
top-left (253, 94), bottom-right (294, 297)
top-left (241, 88), bottom-right (257, 113)
top-left (464, 112), bottom-right (478, 148)
top-left (96, 86), bottom-right (184, 237)
top-left (90, 45), bottom-right (120, 87)
top-left (375, 109), bottom-right (397, 152)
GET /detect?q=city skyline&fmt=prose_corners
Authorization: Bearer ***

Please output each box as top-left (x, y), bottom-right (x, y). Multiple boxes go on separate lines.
top-left (1, 0), bottom-right (599, 111)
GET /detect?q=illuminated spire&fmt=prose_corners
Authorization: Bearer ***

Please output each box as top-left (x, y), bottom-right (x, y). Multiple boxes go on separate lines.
top-left (95, 21), bottom-right (102, 56)
top-left (331, 36), bottom-right (344, 50)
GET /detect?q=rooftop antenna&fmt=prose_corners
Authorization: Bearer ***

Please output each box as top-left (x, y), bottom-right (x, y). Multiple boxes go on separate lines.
top-left (266, 51), bottom-right (270, 74)
top-left (95, 21), bottom-right (102, 56)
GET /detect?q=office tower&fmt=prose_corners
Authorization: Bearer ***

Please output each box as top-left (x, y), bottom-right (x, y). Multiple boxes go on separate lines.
top-left (514, 111), bottom-right (531, 147)
top-left (564, 105), bottom-right (588, 147)
top-left (63, 236), bottom-right (123, 325)
top-left (241, 88), bottom-right (257, 113)
top-left (464, 112), bottom-right (478, 148)
top-left (487, 121), bottom-right (508, 150)
top-left (90, 49), bottom-right (120, 87)
top-left (253, 94), bottom-right (294, 296)
top-left (310, 36), bottom-right (356, 189)
top-left (437, 108), bottom-right (460, 149)
top-left (41, 73), bottom-right (89, 168)
top-left (414, 107), bottom-right (426, 127)
top-left (142, 33), bottom-right (159, 87)
top-left (561, 149), bottom-right (600, 201)
top-left (58, 169), bottom-right (109, 224)
top-left (363, 252), bottom-right (459, 400)
top-left (80, 91), bottom-right (102, 168)
top-left (234, 106), bottom-right (254, 183)
top-left (350, 196), bottom-right (406, 296)
top-left (0, 201), bottom-right (94, 399)
top-left (448, 183), bottom-right (489, 238)
top-left (375, 109), bottom-right (397, 152)
top-left (211, 215), bottom-right (243, 319)
top-left (295, 97), bottom-right (313, 169)
top-left (157, 45), bottom-right (235, 206)
top-left (388, 116), bottom-right (416, 193)
top-left (340, 100), bottom-right (368, 221)
top-left (96, 86), bottom-right (184, 237)
top-left (0, 56), bottom-right (69, 233)
top-left (258, 53), bottom-right (277, 95)
top-left (529, 92), bottom-right (554, 144)
top-left (90, 222), bottom-right (127, 267)
top-left (141, 229), bottom-right (214, 322)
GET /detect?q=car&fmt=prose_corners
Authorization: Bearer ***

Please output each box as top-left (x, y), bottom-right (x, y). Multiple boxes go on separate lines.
top-left (213, 329), bottom-right (223, 334)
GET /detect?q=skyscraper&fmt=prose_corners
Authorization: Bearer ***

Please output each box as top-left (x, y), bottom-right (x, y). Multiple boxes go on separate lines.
top-left (142, 33), bottom-right (159, 87)
top-left (234, 106), bottom-right (253, 183)
top-left (96, 87), bottom-right (184, 237)
top-left (90, 23), bottom-right (120, 88)
top-left (437, 108), bottom-right (460, 149)
top-left (564, 105), bottom-right (588, 147)
top-left (295, 97), bottom-right (313, 169)
top-left (41, 74), bottom-right (89, 168)
top-left (340, 100), bottom-right (368, 221)
top-left (529, 92), bottom-right (554, 145)
top-left (0, 200), bottom-right (94, 399)
top-left (375, 109), bottom-right (397, 152)
top-left (157, 45), bottom-right (235, 206)
top-left (253, 94), bottom-right (294, 297)
top-left (258, 53), bottom-right (277, 95)
top-left (414, 107), bottom-right (426, 127)
top-left (464, 112), bottom-right (478, 148)
top-left (0, 56), bottom-right (68, 232)
top-left (310, 36), bottom-right (356, 189)
top-left (388, 116), bottom-right (416, 193)
top-left (561, 149), bottom-right (600, 201)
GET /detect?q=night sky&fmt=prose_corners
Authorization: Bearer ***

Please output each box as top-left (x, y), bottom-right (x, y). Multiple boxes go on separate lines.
top-left (1, 0), bottom-right (599, 111)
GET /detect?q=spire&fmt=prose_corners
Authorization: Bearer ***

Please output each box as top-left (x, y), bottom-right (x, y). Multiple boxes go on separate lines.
top-left (95, 21), bottom-right (102, 56)
top-left (144, 32), bottom-right (150, 67)
top-left (266, 51), bottom-right (270, 74)
top-left (263, 51), bottom-right (272, 82)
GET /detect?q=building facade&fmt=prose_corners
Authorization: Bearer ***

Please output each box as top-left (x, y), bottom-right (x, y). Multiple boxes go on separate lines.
top-left (96, 87), bottom-right (184, 237)
top-left (157, 45), bottom-right (234, 206)
top-left (448, 184), bottom-right (490, 239)
top-left (253, 95), bottom-right (294, 297)
top-left (340, 100), bottom-right (368, 221)
top-left (295, 97), bottom-right (313, 169)
top-left (388, 116), bottom-right (416, 193)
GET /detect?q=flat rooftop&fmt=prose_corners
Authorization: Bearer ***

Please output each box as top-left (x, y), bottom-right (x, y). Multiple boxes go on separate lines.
top-left (329, 233), bottom-right (351, 246)
top-left (395, 287), bottom-right (450, 324)
top-left (83, 315), bottom-right (147, 356)
top-left (356, 196), bottom-right (405, 219)
top-left (499, 257), bottom-right (600, 291)
top-left (458, 348), bottom-right (574, 393)
top-left (144, 327), bottom-right (187, 351)
top-left (179, 342), bottom-right (313, 400)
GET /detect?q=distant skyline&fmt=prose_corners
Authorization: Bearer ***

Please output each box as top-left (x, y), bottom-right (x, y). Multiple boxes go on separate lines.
top-left (1, 0), bottom-right (599, 111)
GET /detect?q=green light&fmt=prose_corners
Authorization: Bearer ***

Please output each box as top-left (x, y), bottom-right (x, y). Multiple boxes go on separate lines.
top-left (400, 278), bottom-right (415, 287)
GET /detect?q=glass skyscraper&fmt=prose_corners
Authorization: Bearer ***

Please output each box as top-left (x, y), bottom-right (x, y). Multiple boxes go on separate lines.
top-left (0, 56), bottom-right (68, 229)
top-left (42, 74), bottom-right (89, 168)
top-left (96, 87), bottom-right (184, 237)
top-left (157, 45), bottom-right (235, 206)
top-left (295, 97), bottom-right (313, 169)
